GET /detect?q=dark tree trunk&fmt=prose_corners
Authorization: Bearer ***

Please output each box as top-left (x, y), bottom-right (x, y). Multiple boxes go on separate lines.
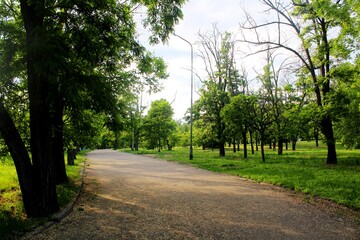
top-left (321, 116), bottom-right (337, 164)
top-left (260, 135), bottom-right (266, 162)
top-left (0, 100), bottom-right (37, 216)
top-left (292, 139), bottom-right (297, 151)
top-left (233, 137), bottom-right (236, 153)
top-left (219, 142), bottom-right (225, 157)
top-left (255, 135), bottom-right (259, 152)
top-left (285, 140), bottom-right (288, 151)
top-left (278, 138), bottom-right (283, 155)
top-left (237, 141), bottom-right (240, 151)
top-left (20, 0), bottom-right (59, 216)
top-left (242, 130), bottom-right (247, 158)
top-left (272, 141), bottom-right (276, 151)
top-left (166, 140), bottom-right (172, 151)
top-left (67, 149), bottom-right (76, 166)
top-left (250, 131), bottom-right (254, 154)
top-left (134, 130), bottom-right (139, 151)
top-left (51, 98), bottom-right (67, 185)
top-left (314, 127), bottom-right (319, 147)
top-left (269, 141), bottom-right (272, 149)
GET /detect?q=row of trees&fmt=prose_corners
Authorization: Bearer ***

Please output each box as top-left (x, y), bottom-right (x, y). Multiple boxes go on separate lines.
top-left (0, 0), bottom-right (185, 217)
top-left (189, 0), bottom-right (360, 163)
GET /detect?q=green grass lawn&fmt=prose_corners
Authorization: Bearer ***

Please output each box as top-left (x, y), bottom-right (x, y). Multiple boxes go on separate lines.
top-left (0, 150), bottom-right (89, 238)
top-left (124, 141), bottom-right (360, 210)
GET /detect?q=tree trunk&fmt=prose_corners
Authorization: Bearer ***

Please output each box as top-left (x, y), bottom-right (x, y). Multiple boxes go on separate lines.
top-left (233, 137), bottom-right (236, 153)
top-left (285, 140), bottom-right (288, 151)
top-left (292, 139), bottom-right (297, 151)
top-left (20, 0), bottom-right (59, 216)
top-left (166, 140), bottom-right (172, 151)
top-left (250, 131), bottom-right (254, 154)
top-left (67, 149), bottom-right (75, 166)
top-left (260, 135), bottom-right (266, 162)
top-left (219, 142), bottom-right (225, 157)
top-left (314, 127), bottom-right (319, 147)
top-left (51, 97), bottom-right (67, 185)
top-left (242, 130), bottom-right (247, 158)
top-left (321, 116), bottom-right (337, 164)
top-left (255, 135), bottom-right (259, 152)
top-left (278, 138), bottom-right (283, 155)
top-left (0, 100), bottom-right (37, 216)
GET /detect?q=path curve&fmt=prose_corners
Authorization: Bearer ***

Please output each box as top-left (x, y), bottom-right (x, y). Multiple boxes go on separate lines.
top-left (29, 149), bottom-right (359, 239)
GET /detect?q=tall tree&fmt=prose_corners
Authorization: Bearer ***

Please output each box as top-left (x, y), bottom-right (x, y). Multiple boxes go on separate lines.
top-left (197, 26), bottom-right (238, 156)
top-left (247, 93), bottom-right (274, 162)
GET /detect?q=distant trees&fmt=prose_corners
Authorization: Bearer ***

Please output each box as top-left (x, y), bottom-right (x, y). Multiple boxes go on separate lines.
top-left (142, 99), bottom-right (177, 152)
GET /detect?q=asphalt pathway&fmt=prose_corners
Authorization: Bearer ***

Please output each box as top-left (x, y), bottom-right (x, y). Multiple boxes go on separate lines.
top-left (29, 149), bottom-right (359, 239)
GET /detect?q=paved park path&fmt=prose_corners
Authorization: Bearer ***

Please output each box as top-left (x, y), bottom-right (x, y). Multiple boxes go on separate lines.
top-left (30, 149), bottom-right (359, 239)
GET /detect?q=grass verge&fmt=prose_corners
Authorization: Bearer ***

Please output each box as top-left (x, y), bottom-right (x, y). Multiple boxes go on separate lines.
top-left (123, 141), bottom-right (360, 211)
top-left (0, 150), bottom-right (90, 239)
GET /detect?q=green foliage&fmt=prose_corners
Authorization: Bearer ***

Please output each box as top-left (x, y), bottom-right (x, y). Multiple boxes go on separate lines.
top-left (142, 99), bottom-right (176, 151)
top-left (332, 60), bottom-right (360, 148)
top-left (128, 141), bottom-right (360, 210)
top-left (137, 0), bottom-right (185, 44)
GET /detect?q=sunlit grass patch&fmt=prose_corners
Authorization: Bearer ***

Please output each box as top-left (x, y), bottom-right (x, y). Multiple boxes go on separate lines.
top-left (0, 150), bottom-right (88, 238)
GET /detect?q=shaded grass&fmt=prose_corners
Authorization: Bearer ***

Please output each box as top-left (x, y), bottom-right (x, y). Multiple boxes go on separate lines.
top-left (0, 150), bottom-right (89, 239)
top-left (123, 141), bottom-right (360, 210)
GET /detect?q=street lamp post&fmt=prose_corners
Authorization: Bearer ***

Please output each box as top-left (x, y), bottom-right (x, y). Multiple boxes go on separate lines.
top-left (174, 33), bottom-right (193, 160)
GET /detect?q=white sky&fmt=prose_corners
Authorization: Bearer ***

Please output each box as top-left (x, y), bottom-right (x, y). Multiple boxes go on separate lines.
top-left (138, 0), bottom-right (270, 120)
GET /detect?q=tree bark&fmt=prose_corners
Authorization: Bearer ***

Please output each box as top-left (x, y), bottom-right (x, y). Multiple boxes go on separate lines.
top-left (67, 149), bottom-right (79, 166)
top-left (255, 135), bottom-right (259, 152)
top-left (250, 131), bottom-right (254, 154)
top-left (20, 0), bottom-right (59, 217)
top-left (233, 137), bottom-right (236, 153)
top-left (292, 138), bottom-right (297, 151)
top-left (242, 130), bottom-right (247, 158)
top-left (260, 135), bottom-right (266, 162)
top-left (278, 138), bottom-right (283, 155)
top-left (321, 116), bottom-right (337, 164)
top-left (51, 97), bottom-right (67, 184)
top-left (219, 142), bottom-right (225, 157)
top-left (314, 127), bottom-right (319, 147)
top-left (0, 100), bottom-right (37, 216)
